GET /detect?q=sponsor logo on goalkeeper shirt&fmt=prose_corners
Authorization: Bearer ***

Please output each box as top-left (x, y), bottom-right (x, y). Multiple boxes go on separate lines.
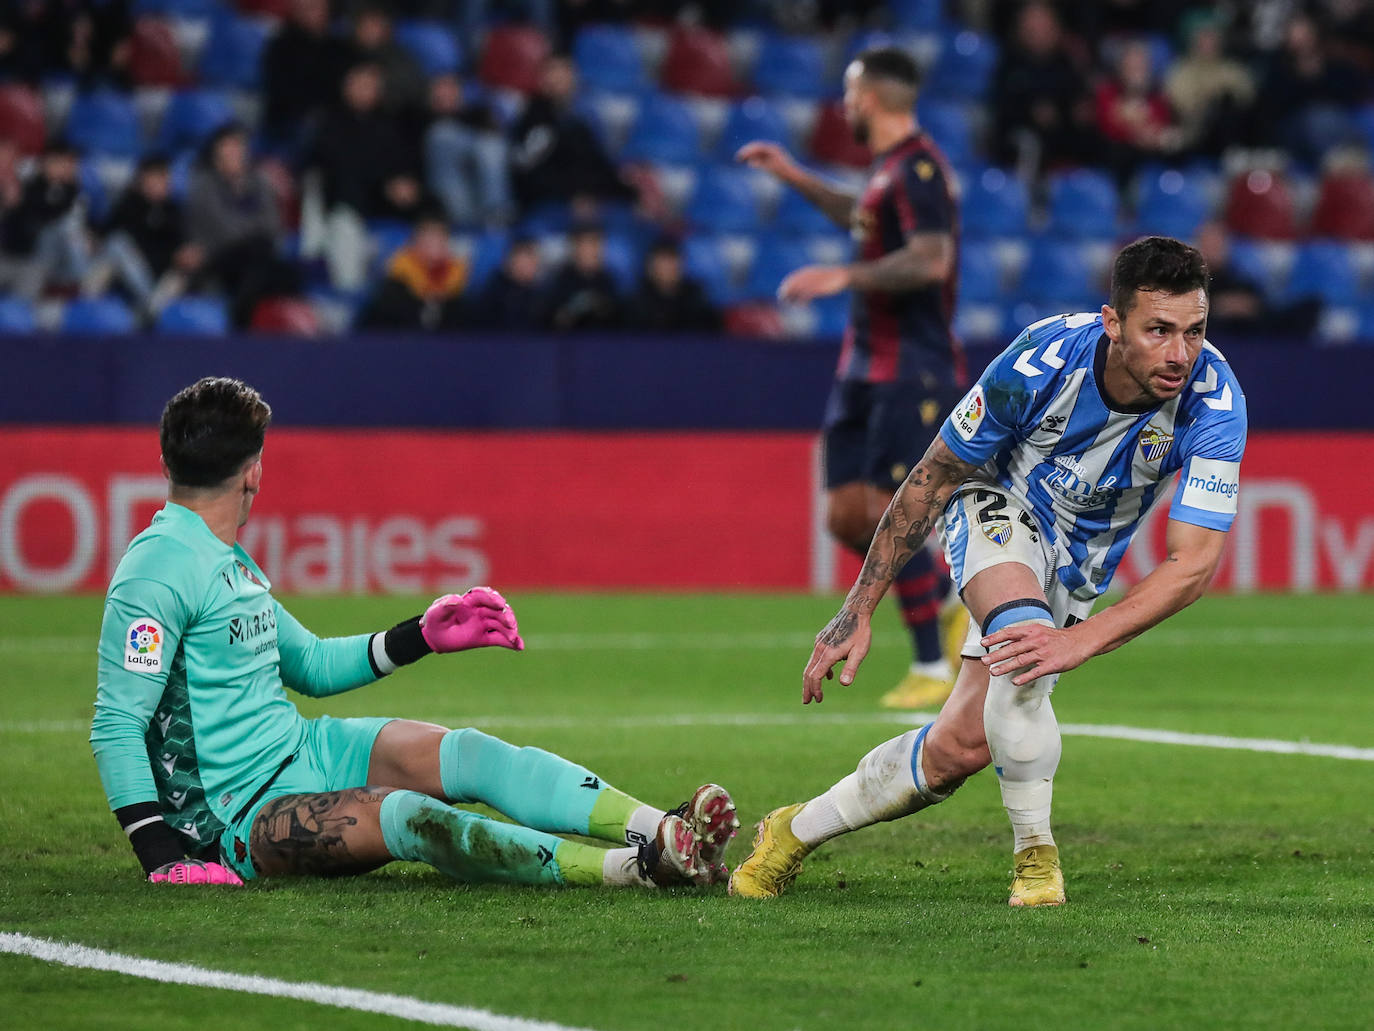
top-left (124, 618), bottom-right (163, 672)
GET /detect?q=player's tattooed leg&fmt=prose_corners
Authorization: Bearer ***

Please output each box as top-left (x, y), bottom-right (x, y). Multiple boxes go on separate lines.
top-left (250, 788), bottom-right (393, 877)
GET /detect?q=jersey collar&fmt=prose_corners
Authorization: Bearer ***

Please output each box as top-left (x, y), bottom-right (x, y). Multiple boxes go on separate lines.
top-left (1092, 333), bottom-right (1166, 415)
top-left (158, 501), bottom-right (233, 552)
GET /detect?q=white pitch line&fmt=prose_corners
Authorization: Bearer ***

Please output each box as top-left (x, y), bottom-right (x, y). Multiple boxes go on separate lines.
top-left (2, 625), bottom-right (1372, 656)
top-left (0, 933), bottom-right (597, 1031)
top-left (5, 712), bottom-right (1373, 762)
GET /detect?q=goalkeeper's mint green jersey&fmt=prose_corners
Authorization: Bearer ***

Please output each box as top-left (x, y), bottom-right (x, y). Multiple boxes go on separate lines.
top-left (92, 502), bottom-right (379, 855)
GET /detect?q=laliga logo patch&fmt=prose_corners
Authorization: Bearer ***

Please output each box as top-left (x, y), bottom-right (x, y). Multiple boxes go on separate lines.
top-left (125, 618), bottom-right (164, 672)
top-left (1138, 424), bottom-right (1174, 463)
top-left (953, 385), bottom-right (985, 441)
top-left (236, 560), bottom-right (265, 588)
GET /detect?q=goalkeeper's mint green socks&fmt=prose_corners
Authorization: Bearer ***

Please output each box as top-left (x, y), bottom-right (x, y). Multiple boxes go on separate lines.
top-left (438, 728), bottom-right (662, 844)
top-left (379, 789), bottom-right (619, 886)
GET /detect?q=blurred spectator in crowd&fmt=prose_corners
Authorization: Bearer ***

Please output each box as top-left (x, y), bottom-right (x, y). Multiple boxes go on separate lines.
top-left (991, 3), bottom-right (1092, 172)
top-left (1195, 219), bottom-right (1318, 341)
top-left (0, 0), bottom-right (130, 87)
top-left (510, 53), bottom-right (636, 213)
top-left (477, 235), bottom-right (547, 329)
top-left (0, 138), bottom-right (22, 246)
top-left (1, 142), bottom-right (93, 300)
top-left (1095, 39), bottom-right (1182, 179)
top-left (87, 154), bottom-right (201, 322)
top-left (1056, 0), bottom-right (1190, 37)
top-left (347, 4), bottom-right (426, 115)
top-left (422, 74), bottom-right (513, 229)
top-left (544, 223), bottom-right (623, 330)
top-left (1256, 12), bottom-right (1365, 164)
top-left (260, 0), bottom-right (351, 148)
top-left (304, 61), bottom-right (425, 291)
top-left (1164, 11), bottom-right (1256, 157)
top-left (628, 238), bottom-right (720, 332)
top-left (187, 124), bottom-right (298, 328)
top-left (359, 209), bottom-right (469, 330)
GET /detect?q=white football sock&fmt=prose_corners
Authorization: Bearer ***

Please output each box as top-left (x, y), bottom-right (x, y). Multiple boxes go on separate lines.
top-left (983, 618), bottom-right (1062, 853)
top-left (624, 805), bottom-right (663, 847)
top-left (791, 726), bottom-right (949, 847)
top-left (601, 846), bottom-right (646, 886)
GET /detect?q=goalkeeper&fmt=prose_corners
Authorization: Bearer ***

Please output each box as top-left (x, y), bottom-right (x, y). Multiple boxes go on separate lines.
top-left (92, 377), bottom-right (737, 889)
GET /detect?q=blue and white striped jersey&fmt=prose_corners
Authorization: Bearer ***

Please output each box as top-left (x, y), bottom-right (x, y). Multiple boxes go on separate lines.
top-left (939, 311), bottom-right (1247, 600)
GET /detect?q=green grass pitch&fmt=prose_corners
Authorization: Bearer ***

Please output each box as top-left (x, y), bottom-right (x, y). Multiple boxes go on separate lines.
top-left (2, 591), bottom-right (1372, 1030)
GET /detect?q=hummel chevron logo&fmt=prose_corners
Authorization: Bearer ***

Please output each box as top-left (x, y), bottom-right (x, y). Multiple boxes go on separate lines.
top-left (537, 846), bottom-right (554, 866)
top-left (580, 776), bottom-right (600, 790)
top-left (1191, 365), bottom-right (1233, 410)
top-left (1012, 338), bottom-right (1065, 376)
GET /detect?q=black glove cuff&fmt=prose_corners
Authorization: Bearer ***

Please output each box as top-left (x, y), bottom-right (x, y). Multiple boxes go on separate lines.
top-left (384, 614), bottom-right (432, 667)
top-left (115, 802), bottom-right (185, 874)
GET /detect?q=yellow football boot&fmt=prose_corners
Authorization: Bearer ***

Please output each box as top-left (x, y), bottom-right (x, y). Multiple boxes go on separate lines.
top-left (1008, 844), bottom-right (1066, 907)
top-left (879, 670), bottom-right (954, 709)
top-left (939, 600), bottom-right (971, 678)
top-left (727, 804), bottom-right (811, 899)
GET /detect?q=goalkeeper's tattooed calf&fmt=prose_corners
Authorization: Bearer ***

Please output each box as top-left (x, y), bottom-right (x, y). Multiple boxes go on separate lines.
top-left (251, 787), bottom-right (390, 876)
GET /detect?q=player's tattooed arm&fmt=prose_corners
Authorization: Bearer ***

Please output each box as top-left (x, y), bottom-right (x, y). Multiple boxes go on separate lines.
top-left (845, 437), bottom-right (976, 616)
top-left (846, 232), bottom-right (954, 293)
top-left (249, 788), bottom-right (391, 877)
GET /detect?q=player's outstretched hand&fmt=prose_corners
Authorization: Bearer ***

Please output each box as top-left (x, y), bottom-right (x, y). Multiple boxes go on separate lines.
top-left (735, 140), bottom-right (797, 180)
top-left (980, 622), bottom-right (1093, 685)
top-left (778, 265), bottom-right (851, 303)
top-left (148, 860), bottom-right (243, 885)
top-left (802, 609), bottom-right (872, 705)
top-left (421, 587), bottom-right (525, 654)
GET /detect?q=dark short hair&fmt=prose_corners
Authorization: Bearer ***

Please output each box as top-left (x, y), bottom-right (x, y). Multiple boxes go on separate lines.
top-left (854, 46), bottom-right (922, 90)
top-left (1109, 236), bottom-right (1209, 317)
top-left (160, 377), bottom-right (272, 487)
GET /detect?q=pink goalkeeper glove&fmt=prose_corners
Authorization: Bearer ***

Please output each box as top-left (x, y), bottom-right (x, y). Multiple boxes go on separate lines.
top-left (420, 587), bottom-right (525, 653)
top-left (148, 860), bottom-right (244, 885)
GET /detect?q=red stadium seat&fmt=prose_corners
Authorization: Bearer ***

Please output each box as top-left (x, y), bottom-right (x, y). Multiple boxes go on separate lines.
top-left (130, 17), bottom-right (190, 87)
top-left (1311, 171), bottom-right (1374, 241)
top-left (478, 25), bottom-right (550, 94)
top-left (808, 100), bottom-right (869, 168)
top-left (723, 303), bottom-right (786, 338)
top-left (0, 84), bottom-right (46, 156)
top-left (1223, 170), bottom-right (1299, 241)
top-left (250, 297), bottom-right (320, 336)
top-left (660, 26), bottom-right (742, 98)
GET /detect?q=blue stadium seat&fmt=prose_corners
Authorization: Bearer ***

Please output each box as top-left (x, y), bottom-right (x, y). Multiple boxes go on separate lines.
top-left (395, 21), bottom-right (462, 76)
top-left (0, 297), bottom-right (36, 333)
top-left (78, 157), bottom-right (112, 221)
top-left (573, 24), bottom-right (647, 93)
top-left (775, 188), bottom-right (841, 236)
top-left (1047, 169), bottom-right (1121, 239)
top-left (812, 294), bottom-right (850, 338)
top-left (466, 229), bottom-right (509, 291)
top-left (61, 297), bottom-right (138, 334)
top-left (959, 240), bottom-right (1003, 303)
top-left (158, 90), bottom-right (235, 153)
top-left (685, 167), bottom-right (761, 232)
top-left (198, 15), bottom-right (269, 89)
top-left (1358, 299), bottom-right (1374, 345)
top-left (888, 0), bottom-right (945, 31)
top-left (682, 234), bottom-right (740, 305)
top-left (600, 231), bottom-right (641, 291)
top-left (1134, 167), bottom-right (1215, 239)
top-left (745, 237), bottom-right (809, 300)
top-left (1284, 242), bottom-right (1362, 305)
top-left (716, 97), bottom-right (791, 162)
top-left (1018, 238), bottom-right (1098, 307)
top-left (157, 296), bottom-right (230, 335)
top-left (963, 166), bottom-right (1028, 238)
top-left (65, 89), bottom-right (141, 159)
top-left (132, 0), bottom-right (224, 15)
top-left (620, 93), bottom-right (701, 164)
top-left (368, 219), bottom-right (413, 276)
top-left (918, 100), bottom-right (976, 168)
top-left (752, 34), bottom-right (831, 100)
top-left (1227, 237), bottom-right (1288, 301)
top-left (923, 30), bottom-right (998, 100)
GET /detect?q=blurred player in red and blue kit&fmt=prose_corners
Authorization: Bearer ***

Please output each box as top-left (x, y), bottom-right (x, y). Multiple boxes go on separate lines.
top-left (740, 46), bottom-right (968, 709)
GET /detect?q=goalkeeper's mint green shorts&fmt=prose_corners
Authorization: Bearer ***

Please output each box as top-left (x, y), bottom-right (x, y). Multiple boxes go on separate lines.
top-left (218, 715), bottom-right (394, 881)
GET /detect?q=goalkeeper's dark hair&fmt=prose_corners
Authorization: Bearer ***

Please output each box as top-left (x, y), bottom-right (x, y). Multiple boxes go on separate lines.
top-left (1109, 236), bottom-right (1209, 318)
top-left (160, 377), bottom-right (272, 488)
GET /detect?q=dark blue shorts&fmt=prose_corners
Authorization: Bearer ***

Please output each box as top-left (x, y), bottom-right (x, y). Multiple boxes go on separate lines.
top-left (822, 379), bottom-right (961, 492)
